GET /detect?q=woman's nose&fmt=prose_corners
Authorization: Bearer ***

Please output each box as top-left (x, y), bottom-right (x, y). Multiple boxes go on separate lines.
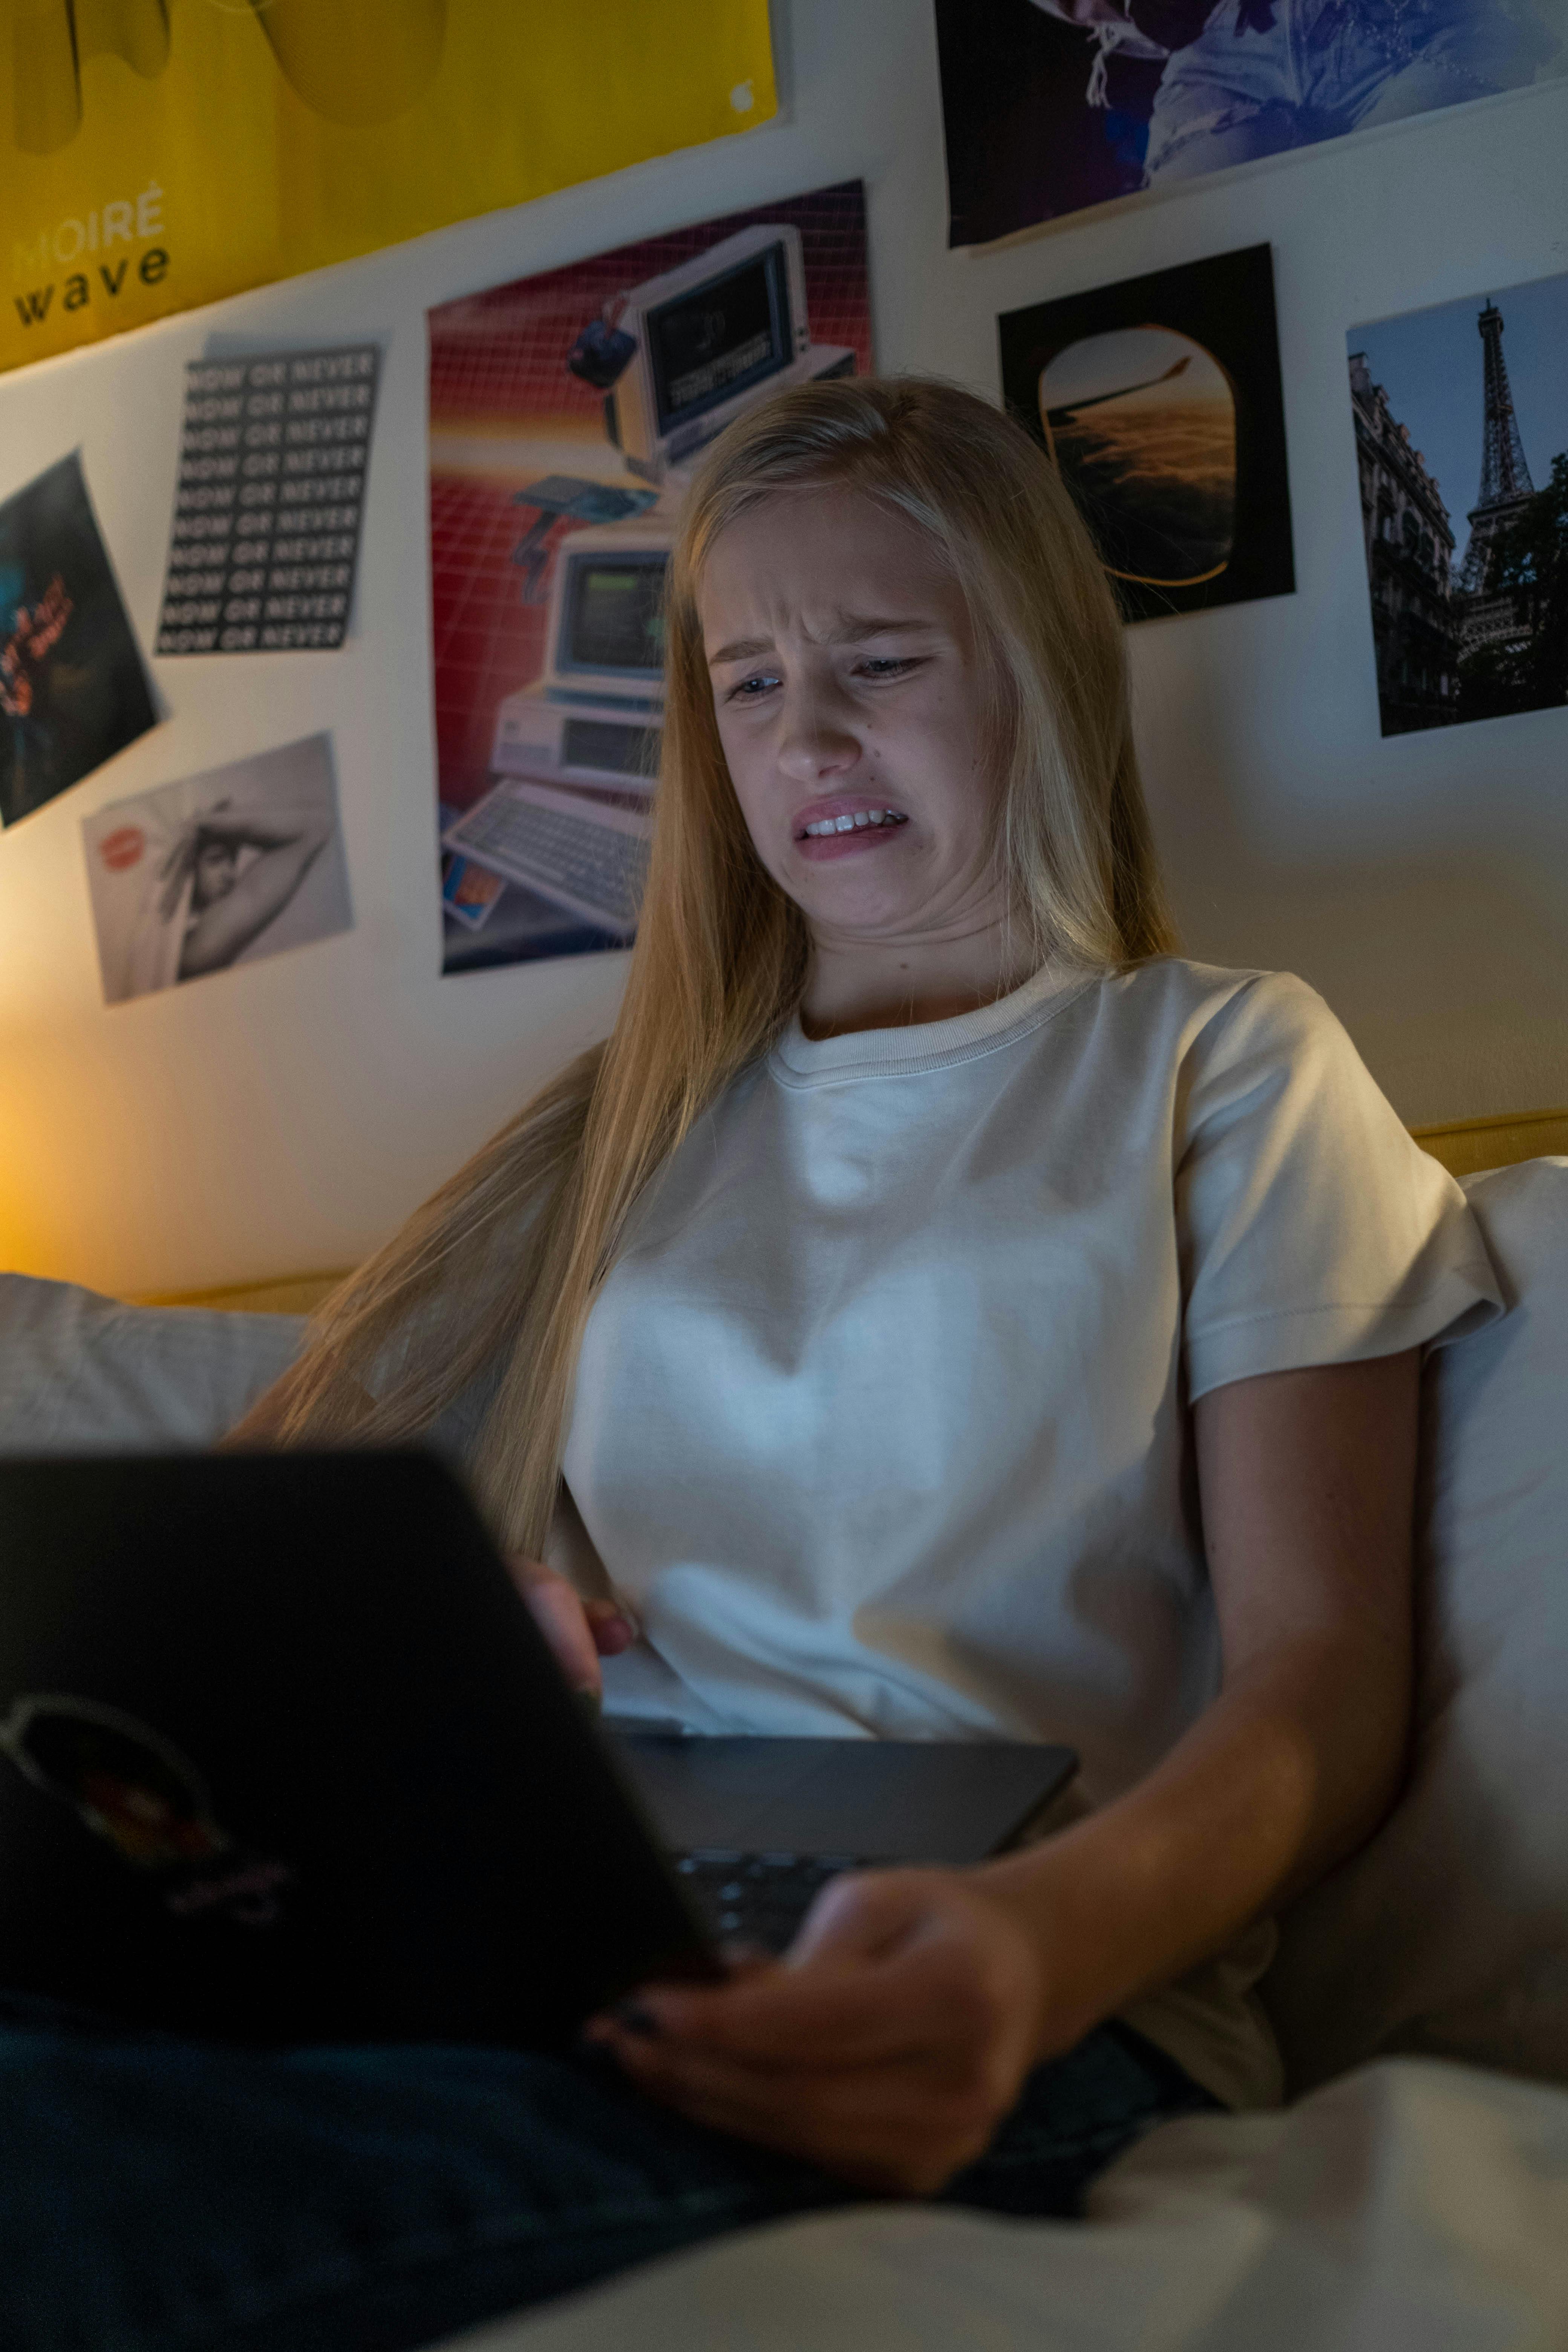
top-left (775, 686), bottom-right (860, 782)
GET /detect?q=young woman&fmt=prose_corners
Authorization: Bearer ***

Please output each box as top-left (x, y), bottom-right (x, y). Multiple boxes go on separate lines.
top-left (2, 379), bottom-right (1498, 2348)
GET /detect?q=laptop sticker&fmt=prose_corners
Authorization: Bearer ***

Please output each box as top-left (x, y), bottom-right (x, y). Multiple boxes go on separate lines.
top-left (0, 1693), bottom-right (294, 1927)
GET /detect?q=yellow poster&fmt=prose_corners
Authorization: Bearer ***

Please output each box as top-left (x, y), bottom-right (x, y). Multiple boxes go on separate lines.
top-left (2, 0), bottom-right (776, 378)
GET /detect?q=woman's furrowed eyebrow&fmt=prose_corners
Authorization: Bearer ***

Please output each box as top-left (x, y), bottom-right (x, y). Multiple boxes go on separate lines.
top-left (707, 616), bottom-right (934, 667)
top-left (708, 635), bottom-right (774, 667)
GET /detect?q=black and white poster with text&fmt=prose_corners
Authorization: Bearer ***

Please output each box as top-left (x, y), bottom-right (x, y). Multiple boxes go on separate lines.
top-left (156, 345), bottom-right (381, 656)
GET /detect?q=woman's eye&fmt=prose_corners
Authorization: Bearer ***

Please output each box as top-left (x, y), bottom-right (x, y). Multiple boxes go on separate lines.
top-left (728, 673), bottom-right (779, 701)
top-left (856, 657), bottom-right (920, 680)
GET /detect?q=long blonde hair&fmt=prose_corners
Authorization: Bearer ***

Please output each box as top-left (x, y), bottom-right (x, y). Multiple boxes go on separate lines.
top-left (270, 377), bottom-right (1176, 1553)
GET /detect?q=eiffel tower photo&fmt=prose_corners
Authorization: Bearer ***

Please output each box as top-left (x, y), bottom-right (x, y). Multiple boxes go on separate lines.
top-left (1456, 300), bottom-right (1537, 655)
top-left (1349, 267), bottom-right (1567, 735)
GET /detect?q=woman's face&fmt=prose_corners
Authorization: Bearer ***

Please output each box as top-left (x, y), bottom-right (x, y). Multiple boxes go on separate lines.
top-left (700, 489), bottom-right (1001, 949)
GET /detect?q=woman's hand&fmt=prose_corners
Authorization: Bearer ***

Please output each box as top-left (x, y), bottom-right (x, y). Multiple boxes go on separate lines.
top-left (505, 1555), bottom-right (635, 1704)
top-left (159, 797), bottom-right (231, 880)
top-left (585, 1867), bottom-right (1049, 2194)
top-left (156, 818), bottom-right (205, 921)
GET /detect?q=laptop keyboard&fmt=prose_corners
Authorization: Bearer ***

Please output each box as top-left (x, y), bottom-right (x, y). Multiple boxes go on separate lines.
top-left (674, 1848), bottom-right (869, 1955)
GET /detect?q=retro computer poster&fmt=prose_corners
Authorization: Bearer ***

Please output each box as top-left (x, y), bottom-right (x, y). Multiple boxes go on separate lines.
top-left (426, 179), bottom-right (872, 976)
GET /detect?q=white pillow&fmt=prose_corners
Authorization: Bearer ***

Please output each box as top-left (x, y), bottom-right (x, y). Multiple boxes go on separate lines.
top-left (0, 1273), bottom-right (304, 1453)
top-left (1265, 1158), bottom-right (1568, 2093)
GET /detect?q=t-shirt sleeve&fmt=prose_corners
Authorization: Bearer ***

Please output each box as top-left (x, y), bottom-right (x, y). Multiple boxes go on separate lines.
top-left (1176, 972), bottom-right (1503, 1401)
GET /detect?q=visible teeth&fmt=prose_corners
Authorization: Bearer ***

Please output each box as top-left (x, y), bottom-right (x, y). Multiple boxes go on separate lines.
top-left (802, 809), bottom-right (904, 838)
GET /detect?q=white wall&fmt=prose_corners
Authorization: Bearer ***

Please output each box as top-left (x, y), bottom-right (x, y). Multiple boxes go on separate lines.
top-left (0, 0), bottom-right (1564, 1295)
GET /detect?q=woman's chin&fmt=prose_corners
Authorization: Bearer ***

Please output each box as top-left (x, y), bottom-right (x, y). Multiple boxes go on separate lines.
top-left (781, 851), bottom-right (933, 932)
top-left (792, 881), bottom-right (930, 942)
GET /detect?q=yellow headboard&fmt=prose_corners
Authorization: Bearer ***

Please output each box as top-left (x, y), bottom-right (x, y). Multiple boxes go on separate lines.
top-left (142, 1104), bottom-right (1567, 1313)
top-left (145, 1272), bottom-right (346, 1315)
top-left (1409, 1104), bottom-right (1568, 1181)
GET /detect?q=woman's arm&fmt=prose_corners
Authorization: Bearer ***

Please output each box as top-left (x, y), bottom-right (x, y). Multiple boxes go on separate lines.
top-left (591, 1349), bottom-right (1421, 2190)
top-left (185, 805), bottom-right (330, 854)
top-left (978, 1346), bottom-right (1419, 2038)
top-left (179, 809), bottom-right (332, 980)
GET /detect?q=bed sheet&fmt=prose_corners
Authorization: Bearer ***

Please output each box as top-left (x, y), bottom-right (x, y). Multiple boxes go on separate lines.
top-left (450, 2059), bottom-right (1568, 2352)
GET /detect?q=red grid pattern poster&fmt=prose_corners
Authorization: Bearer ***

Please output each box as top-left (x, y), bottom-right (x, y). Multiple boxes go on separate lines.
top-left (427, 180), bottom-right (872, 974)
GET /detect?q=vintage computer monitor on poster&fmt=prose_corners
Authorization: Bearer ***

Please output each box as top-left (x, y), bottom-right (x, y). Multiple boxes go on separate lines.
top-left (450, 519), bottom-right (668, 939)
top-left (605, 223), bottom-right (856, 484)
top-left (490, 516), bottom-right (670, 794)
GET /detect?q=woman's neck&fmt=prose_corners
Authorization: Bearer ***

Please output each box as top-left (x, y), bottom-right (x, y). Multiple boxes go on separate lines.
top-left (798, 916), bottom-right (1040, 1041)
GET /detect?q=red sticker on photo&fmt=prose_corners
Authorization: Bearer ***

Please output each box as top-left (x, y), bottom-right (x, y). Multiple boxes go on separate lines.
top-left (98, 824), bottom-right (145, 872)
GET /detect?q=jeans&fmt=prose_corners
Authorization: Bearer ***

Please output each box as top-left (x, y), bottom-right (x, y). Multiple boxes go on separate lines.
top-left (0, 1992), bottom-right (1217, 2352)
top-left (1144, 0), bottom-right (1558, 178)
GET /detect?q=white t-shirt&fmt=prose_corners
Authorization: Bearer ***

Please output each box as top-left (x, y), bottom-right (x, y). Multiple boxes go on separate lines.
top-left (561, 957), bottom-right (1501, 2107)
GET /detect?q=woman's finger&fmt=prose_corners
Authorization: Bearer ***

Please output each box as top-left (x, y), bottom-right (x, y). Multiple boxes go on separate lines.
top-left (583, 1597), bottom-right (636, 1657)
top-left (617, 1914), bottom-right (1003, 2073)
top-left (603, 2029), bottom-right (1000, 2194)
top-left (158, 824), bottom-right (196, 882)
top-left (504, 1556), bottom-right (603, 1697)
top-left (609, 2013), bottom-right (984, 2115)
top-left (785, 1865), bottom-right (942, 1965)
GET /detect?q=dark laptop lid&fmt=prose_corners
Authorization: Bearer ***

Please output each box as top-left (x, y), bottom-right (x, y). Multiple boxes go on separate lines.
top-left (0, 1452), bottom-right (716, 2047)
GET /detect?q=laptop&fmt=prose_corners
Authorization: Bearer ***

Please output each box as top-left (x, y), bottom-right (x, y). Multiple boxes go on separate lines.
top-left (0, 1452), bottom-right (1076, 2048)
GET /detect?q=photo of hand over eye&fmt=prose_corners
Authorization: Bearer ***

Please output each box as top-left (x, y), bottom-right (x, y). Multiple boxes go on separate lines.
top-left (80, 732), bottom-right (352, 1005)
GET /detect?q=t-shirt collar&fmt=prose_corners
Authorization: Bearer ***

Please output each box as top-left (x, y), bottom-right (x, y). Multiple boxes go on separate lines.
top-left (769, 960), bottom-right (1093, 1084)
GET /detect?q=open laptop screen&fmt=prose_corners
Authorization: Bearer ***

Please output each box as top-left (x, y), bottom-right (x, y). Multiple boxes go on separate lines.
top-left (648, 247), bottom-right (790, 435)
top-left (561, 554), bottom-right (668, 679)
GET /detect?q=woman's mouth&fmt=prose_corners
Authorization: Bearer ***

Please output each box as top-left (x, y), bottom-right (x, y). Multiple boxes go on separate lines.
top-left (793, 804), bottom-right (910, 858)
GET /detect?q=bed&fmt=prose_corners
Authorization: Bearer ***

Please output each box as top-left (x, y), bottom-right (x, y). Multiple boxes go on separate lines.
top-left (1, 1115), bottom-right (1564, 2350)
